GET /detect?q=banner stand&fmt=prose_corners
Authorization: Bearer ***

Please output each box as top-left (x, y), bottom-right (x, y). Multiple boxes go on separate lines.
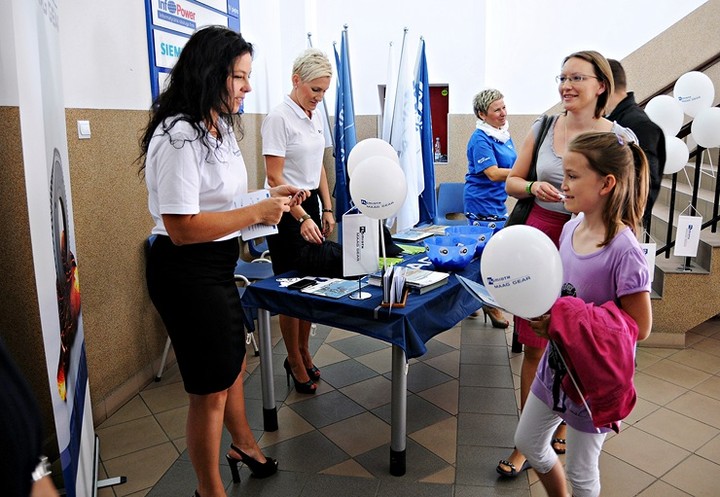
top-left (58, 436), bottom-right (126, 496)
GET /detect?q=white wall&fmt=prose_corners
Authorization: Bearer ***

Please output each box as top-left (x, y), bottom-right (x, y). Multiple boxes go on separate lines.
top-left (485, 0), bottom-right (708, 115)
top-left (55, 0), bottom-right (707, 114)
top-left (0, 0), bottom-right (19, 105)
top-left (59, 0), bottom-right (150, 110)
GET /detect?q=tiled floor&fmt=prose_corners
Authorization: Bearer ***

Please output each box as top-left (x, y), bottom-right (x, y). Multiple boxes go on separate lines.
top-left (95, 314), bottom-right (720, 497)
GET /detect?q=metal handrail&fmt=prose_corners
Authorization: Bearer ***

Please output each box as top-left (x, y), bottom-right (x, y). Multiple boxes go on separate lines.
top-left (641, 52), bottom-right (720, 259)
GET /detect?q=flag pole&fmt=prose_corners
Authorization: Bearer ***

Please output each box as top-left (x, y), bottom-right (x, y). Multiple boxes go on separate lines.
top-left (343, 24), bottom-right (355, 100)
top-left (388, 27), bottom-right (409, 144)
top-left (307, 31), bottom-right (335, 149)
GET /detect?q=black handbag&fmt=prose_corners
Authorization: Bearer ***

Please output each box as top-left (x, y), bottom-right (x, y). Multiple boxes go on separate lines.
top-left (506, 114), bottom-right (554, 227)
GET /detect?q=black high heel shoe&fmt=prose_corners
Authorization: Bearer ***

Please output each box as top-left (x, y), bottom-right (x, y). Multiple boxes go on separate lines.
top-left (306, 364), bottom-right (321, 381)
top-left (226, 443), bottom-right (278, 483)
top-left (283, 358), bottom-right (316, 394)
top-left (482, 305), bottom-right (509, 329)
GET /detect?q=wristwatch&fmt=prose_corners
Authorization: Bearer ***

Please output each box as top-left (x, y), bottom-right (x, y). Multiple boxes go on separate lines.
top-left (298, 214), bottom-right (312, 224)
top-left (32, 455), bottom-right (51, 481)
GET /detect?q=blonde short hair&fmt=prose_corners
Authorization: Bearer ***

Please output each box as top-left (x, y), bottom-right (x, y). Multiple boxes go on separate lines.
top-left (292, 48), bottom-right (333, 82)
top-left (472, 89), bottom-right (504, 118)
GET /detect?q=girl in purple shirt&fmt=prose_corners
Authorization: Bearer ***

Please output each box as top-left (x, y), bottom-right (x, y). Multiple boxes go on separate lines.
top-left (514, 132), bottom-right (653, 497)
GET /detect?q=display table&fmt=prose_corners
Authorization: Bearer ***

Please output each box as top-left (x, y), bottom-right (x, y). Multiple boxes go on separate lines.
top-left (241, 254), bottom-right (481, 475)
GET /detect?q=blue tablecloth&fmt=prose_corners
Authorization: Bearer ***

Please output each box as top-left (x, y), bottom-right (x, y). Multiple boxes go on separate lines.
top-left (241, 255), bottom-right (481, 359)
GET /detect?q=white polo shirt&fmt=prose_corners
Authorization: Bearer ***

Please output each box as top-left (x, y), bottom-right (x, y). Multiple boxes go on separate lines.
top-left (261, 95), bottom-right (326, 190)
top-left (146, 117), bottom-right (248, 241)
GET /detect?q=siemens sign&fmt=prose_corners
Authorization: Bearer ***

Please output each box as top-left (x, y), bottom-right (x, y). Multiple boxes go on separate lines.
top-left (153, 30), bottom-right (188, 69)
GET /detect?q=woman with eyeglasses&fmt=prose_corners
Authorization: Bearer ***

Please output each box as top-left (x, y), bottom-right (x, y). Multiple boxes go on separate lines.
top-left (464, 88), bottom-right (515, 328)
top-left (498, 50), bottom-right (636, 478)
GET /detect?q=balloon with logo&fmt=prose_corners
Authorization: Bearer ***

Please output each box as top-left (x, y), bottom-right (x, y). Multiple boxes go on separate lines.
top-left (480, 225), bottom-right (563, 319)
top-left (691, 107), bottom-right (720, 148)
top-left (349, 157), bottom-right (407, 219)
top-left (645, 95), bottom-right (684, 137)
top-left (664, 136), bottom-right (690, 175)
top-left (347, 138), bottom-right (399, 178)
top-left (673, 71), bottom-right (715, 118)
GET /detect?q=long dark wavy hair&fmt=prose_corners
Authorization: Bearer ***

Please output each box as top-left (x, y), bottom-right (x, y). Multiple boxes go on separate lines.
top-left (137, 26), bottom-right (253, 174)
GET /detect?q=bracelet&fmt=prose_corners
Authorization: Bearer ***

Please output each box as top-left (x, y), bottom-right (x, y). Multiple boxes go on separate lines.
top-left (526, 181), bottom-right (535, 195)
top-left (298, 214), bottom-right (312, 224)
top-left (32, 456), bottom-right (51, 482)
top-left (322, 209), bottom-right (333, 213)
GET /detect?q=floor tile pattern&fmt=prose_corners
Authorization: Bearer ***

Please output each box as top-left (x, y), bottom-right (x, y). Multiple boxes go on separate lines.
top-left (94, 315), bottom-right (720, 497)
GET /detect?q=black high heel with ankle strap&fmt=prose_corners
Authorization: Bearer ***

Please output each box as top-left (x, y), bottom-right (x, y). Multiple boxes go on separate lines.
top-left (225, 443), bottom-right (278, 483)
top-left (306, 364), bottom-right (321, 381)
top-left (283, 358), bottom-right (316, 394)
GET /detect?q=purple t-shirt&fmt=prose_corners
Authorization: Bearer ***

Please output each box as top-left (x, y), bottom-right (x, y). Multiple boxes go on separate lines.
top-left (531, 214), bottom-right (651, 432)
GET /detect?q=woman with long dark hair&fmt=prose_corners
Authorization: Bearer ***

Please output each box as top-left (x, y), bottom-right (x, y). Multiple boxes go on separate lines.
top-left (139, 26), bottom-right (308, 497)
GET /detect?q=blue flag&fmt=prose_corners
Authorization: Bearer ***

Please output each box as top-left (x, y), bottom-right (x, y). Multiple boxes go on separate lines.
top-left (414, 39), bottom-right (437, 225)
top-left (333, 29), bottom-right (356, 219)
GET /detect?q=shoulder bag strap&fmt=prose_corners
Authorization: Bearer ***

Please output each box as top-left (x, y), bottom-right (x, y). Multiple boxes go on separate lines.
top-left (527, 114), bottom-right (554, 182)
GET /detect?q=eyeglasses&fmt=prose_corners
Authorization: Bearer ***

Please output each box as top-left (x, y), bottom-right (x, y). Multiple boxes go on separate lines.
top-left (555, 74), bottom-right (598, 84)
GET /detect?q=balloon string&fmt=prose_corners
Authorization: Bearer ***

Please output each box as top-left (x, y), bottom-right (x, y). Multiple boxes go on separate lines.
top-left (380, 219), bottom-right (388, 269)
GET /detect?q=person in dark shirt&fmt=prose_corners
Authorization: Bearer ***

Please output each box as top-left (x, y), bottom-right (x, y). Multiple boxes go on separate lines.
top-left (606, 59), bottom-right (666, 232)
top-left (0, 337), bottom-right (59, 497)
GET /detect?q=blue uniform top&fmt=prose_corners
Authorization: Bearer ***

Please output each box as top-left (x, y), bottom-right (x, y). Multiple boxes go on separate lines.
top-left (463, 128), bottom-right (517, 219)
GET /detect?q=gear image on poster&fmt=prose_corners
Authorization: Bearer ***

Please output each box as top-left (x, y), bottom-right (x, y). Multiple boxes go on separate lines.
top-left (50, 148), bottom-right (81, 402)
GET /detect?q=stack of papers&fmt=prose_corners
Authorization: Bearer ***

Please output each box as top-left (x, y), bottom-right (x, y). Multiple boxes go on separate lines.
top-left (369, 267), bottom-right (449, 296)
top-left (382, 266), bottom-right (407, 305)
top-left (392, 229), bottom-right (432, 242)
top-left (301, 278), bottom-right (367, 299)
top-left (403, 268), bottom-right (450, 294)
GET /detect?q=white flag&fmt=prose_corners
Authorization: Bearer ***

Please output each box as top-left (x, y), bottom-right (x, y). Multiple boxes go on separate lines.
top-left (381, 42), bottom-right (396, 142)
top-left (388, 33), bottom-right (423, 231)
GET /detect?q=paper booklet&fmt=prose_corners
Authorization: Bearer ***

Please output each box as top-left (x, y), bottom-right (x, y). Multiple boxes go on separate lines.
top-left (238, 190), bottom-right (278, 240)
top-left (456, 274), bottom-right (504, 310)
top-left (392, 228), bottom-right (433, 242)
top-left (301, 278), bottom-right (368, 299)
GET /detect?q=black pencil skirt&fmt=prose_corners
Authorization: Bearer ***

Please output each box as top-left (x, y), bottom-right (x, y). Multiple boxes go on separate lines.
top-left (266, 189), bottom-right (321, 275)
top-left (147, 235), bottom-right (245, 395)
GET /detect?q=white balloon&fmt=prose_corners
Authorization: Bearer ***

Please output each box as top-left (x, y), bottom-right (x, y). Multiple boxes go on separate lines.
top-left (347, 138), bottom-right (399, 177)
top-left (349, 157), bottom-right (407, 219)
top-left (691, 107), bottom-right (720, 148)
top-left (664, 136), bottom-right (690, 175)
top-left (645, 95), bottom-right (684, 137)
top-left (480, 225), bottom-right (563, 319)
top-left (673, 71), bottom-right (715, 118)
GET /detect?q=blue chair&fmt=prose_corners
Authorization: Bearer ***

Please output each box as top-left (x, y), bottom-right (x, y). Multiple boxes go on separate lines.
top-left (433, 182), bottom-right (468, 226)
top-left (247, 237), bottom-right (270, 259)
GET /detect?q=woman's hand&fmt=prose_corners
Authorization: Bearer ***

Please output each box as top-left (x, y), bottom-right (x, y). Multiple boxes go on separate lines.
top-left (300, 218), bottom-right (324, 244)
top-left (321, 211), bottom-right (335, 237)
top-left (531, 181), bottom-right (564, 203)
top-left (256, 196), bottom-right (293, 226)
top-left (269, 185), bottom-right (311, 207)
top-left (529, 314), bottom-right (551, 339)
